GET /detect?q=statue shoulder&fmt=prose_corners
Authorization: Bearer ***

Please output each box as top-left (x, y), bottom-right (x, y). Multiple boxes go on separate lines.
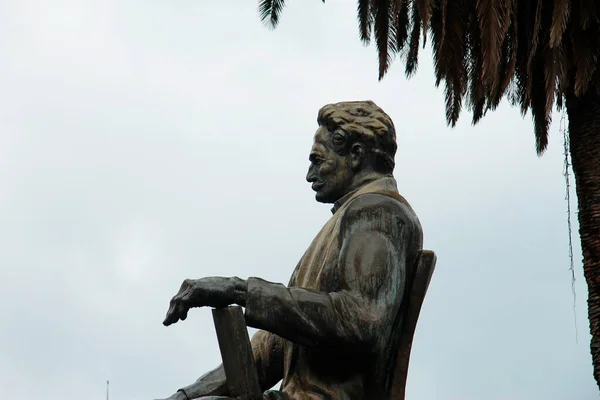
top-left (340, 192), bottom-right (422, 233)
top-left (343, 191), bottom-right (416, 217)
top-left (339, 192), bottom-right (424, 255)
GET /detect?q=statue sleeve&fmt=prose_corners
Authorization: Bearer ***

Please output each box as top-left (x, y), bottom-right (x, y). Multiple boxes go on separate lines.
top-left (243, 194), bottom-right (417, 353)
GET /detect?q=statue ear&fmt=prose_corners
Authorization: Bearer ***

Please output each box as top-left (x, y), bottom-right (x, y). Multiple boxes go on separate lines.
top-left (350, 143), bottom-right (365, 170)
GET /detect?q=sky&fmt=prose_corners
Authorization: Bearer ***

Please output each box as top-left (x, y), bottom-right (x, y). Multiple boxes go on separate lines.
top-left (0, 1), bottom-right (596, 399)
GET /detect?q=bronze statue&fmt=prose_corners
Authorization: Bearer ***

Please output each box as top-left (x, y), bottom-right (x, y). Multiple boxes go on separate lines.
top-left (157, 101), bottom-right (433, 400)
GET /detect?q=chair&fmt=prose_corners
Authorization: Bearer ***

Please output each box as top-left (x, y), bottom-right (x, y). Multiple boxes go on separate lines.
top-left (388, 250), bottom-right (437, 400)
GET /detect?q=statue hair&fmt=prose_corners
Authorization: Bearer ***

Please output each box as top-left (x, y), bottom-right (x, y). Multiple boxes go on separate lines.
top-left (317, 100), bottom-right (397, 173)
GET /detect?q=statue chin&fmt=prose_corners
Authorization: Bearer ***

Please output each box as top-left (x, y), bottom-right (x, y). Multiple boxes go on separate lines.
top-left (314, 194), bottom-right (328, 203)
top-left (314, 189), bottom-right (337, 204)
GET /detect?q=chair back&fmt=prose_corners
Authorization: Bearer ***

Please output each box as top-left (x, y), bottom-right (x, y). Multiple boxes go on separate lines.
top-left (388, 250), bottom-right (437, 400)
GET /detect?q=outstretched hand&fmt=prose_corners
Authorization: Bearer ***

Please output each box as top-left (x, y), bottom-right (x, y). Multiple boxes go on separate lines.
top-left (163, 277), bottom-right (246, 326)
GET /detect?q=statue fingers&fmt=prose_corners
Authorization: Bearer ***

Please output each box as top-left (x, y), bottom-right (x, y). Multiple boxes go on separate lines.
top-left (179, 305), bottom-right (189, 321)
top-left (163, 282), bottom-right (196, 326)
top-left (180, 286), bottom-right (195, 303)
top-left (163, 295), bottom-right (178, 326)
top-left (163, 299), bottom-right (188, 326)
top-left (172, 279), bottom-right (195, 304)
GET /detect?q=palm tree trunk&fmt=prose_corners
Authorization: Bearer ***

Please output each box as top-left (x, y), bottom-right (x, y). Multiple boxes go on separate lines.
top-left (566, 88), bottom-right (600, 390)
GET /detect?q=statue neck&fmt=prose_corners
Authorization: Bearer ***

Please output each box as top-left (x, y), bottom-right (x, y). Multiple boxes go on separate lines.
top-left (331, 172), bottom-right (394, 214)
top-left (346, 171), bottom-right (389, 194)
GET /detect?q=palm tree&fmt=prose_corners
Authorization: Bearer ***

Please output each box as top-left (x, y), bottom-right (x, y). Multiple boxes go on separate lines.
top-left (258, 0), bottom-right (600, 390)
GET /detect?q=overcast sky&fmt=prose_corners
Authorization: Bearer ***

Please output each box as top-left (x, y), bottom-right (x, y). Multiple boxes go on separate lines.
top-left (0, 1), bottom-right (597, 399)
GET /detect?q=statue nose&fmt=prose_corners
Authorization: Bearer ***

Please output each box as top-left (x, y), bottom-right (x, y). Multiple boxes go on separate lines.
top-left (306, 167), bottom-right (317, 183)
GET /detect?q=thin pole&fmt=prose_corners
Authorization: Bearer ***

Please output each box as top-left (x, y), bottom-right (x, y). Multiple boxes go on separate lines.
top-left (106, 380), bottom-right (110, 400)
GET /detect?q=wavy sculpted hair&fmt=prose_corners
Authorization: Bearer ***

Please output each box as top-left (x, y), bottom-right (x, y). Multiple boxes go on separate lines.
top-left (317, 100), bottom-right (397, 174)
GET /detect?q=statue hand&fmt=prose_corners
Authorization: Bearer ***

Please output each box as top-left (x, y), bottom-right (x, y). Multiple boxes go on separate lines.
top-left (163, 277), bottom-right (245, 326)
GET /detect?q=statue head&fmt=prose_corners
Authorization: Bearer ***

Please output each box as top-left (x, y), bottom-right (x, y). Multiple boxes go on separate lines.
top-left (306, 100), bottom-right (397, 204)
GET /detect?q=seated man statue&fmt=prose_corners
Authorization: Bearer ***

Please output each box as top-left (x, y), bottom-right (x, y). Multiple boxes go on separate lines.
top-left (158, 100), bottom-right (424, 400)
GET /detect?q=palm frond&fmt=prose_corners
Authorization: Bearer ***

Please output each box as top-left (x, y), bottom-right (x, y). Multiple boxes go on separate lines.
top-left (258, 0), bottom-right (287, 29)
top-left (488, 2), bottom-right (517, 110)
top-left (357, 0), bottom-right (373, 44)
top-left (429, 0), bottom-right (446, 86)
top-left (570, 17), bottom-right (600, 96)
top-left (526, 0), bottom-right (543, 105)
top-left (531, 54), bottom-right (550, 154)
top-left (375, 0), bottom-right (393, 79)
top-left (464, 5), bottom-right (486, 123)
top-left (444, 0), bottom-right (469, 126)
top-left (439, 0), bottom-right (447, 50)
top-left (416, 0), bottom-right (434, 45)
top-left (393, 0), bottom-right (410, 53)
top-left (256, 0), bottom-right (600, 154)
top-left (405, 2), bottom-right (422, 77)
top-left (554, 28), bottom-right (569, 104)
top-left (579, 0), bottom-right (598, 30)
top-left (549, 0), bottom-right (569, 48)
top-left (476, 0), bottom-right (511, 86)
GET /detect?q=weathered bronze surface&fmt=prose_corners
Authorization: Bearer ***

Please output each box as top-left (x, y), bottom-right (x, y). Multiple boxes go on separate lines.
top-left (155, 101), bottom-right (434, 400)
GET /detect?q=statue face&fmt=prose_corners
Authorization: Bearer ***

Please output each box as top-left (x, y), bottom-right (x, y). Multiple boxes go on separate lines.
top-left (306, 127), bottom-right (355, 204)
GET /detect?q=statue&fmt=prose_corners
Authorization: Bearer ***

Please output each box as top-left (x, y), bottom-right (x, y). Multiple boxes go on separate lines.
top-left (157, 101), bottom-right (434, 400)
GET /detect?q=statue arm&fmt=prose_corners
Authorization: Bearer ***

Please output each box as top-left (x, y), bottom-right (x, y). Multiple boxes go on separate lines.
top-left (244, 195), bottom-right (415, 352)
